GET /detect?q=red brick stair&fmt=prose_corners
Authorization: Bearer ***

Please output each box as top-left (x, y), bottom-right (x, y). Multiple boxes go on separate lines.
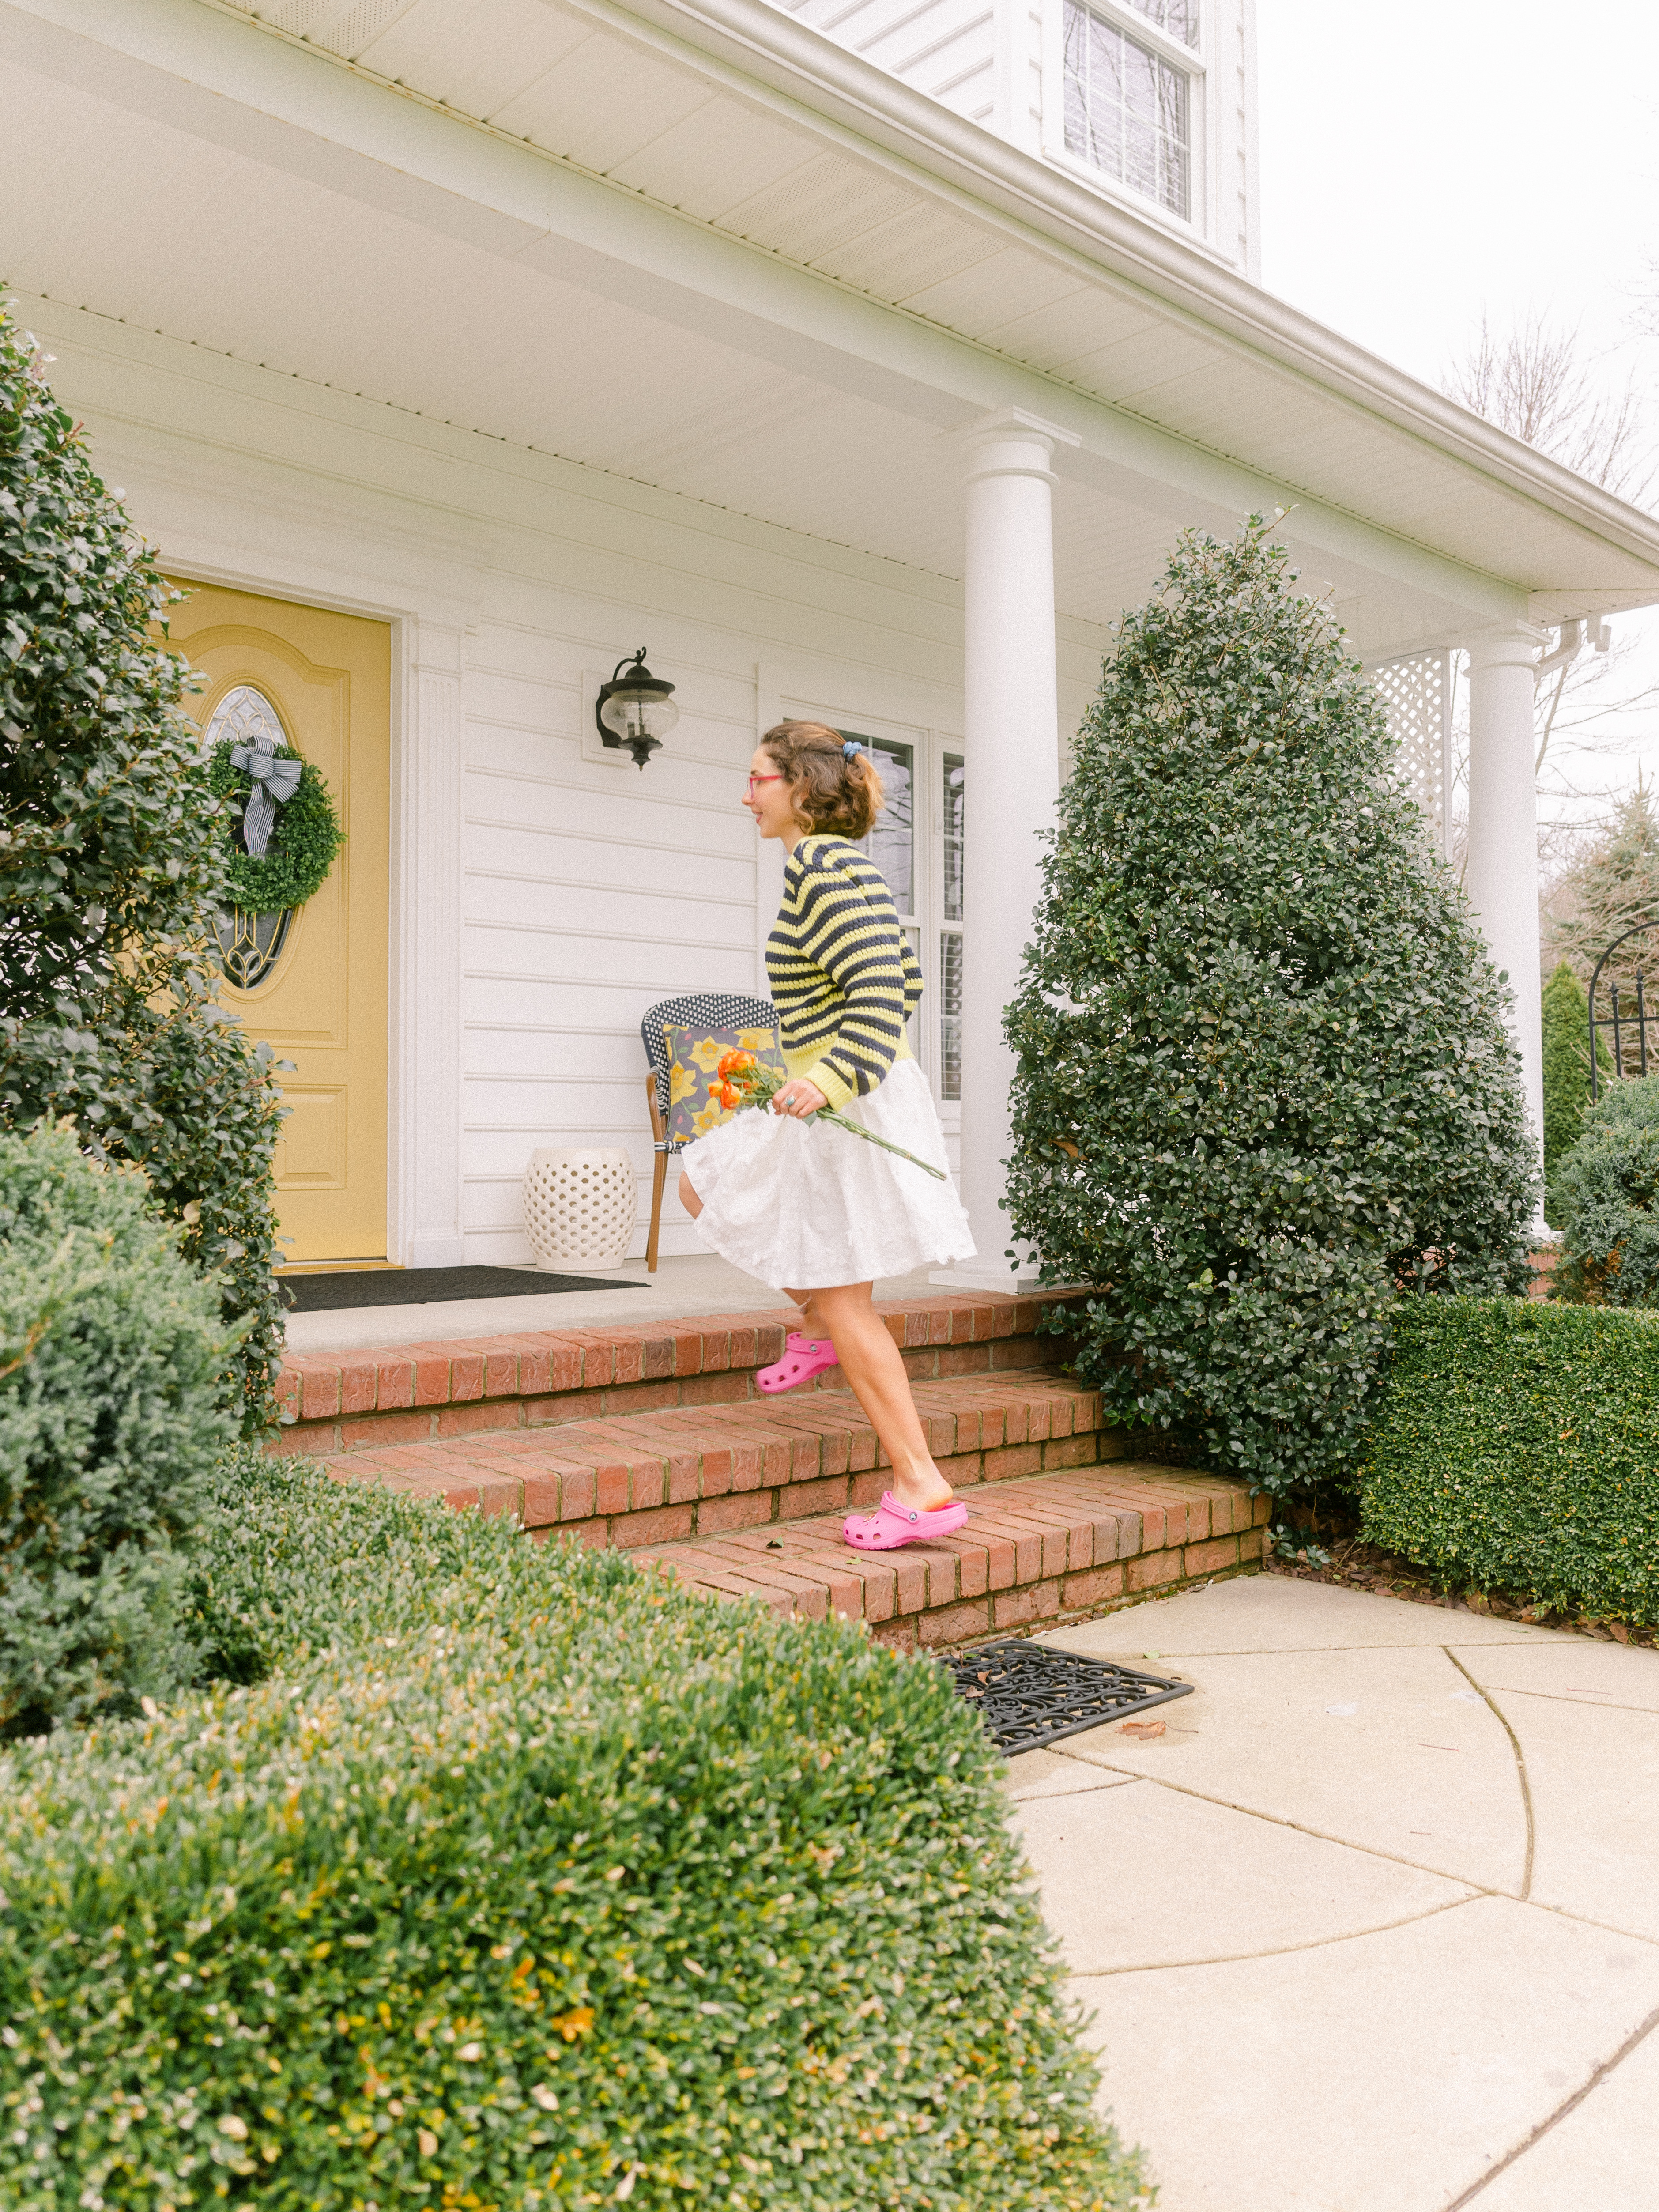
top-left (275, 1290), bottom-right (1090, 1456)
top-left (632, 1462), bottom-right (1269, 1650)
top-left (324, 1367), bottom-right (1128, 1549)
top-left (290, 1291), bottom-right (1268, 1650)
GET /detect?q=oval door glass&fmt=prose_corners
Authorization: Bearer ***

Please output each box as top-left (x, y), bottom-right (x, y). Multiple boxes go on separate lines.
top-left (208, 683), bottom-right (294, 990)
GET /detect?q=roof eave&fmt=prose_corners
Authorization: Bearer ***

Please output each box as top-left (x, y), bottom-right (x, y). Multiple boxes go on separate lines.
top-left (585, 0), bottom-right (1659, 583)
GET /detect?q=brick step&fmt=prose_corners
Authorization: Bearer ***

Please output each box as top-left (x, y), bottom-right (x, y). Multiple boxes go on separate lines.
top-left (635, 1463), bottom-right (1272, 1651)
top-left (325, 1366), bottom-right (1139, 1551)
top-left (278, 1289), bottom-right (1088, 1455)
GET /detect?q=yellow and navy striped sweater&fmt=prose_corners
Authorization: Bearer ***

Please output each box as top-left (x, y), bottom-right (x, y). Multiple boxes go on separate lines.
top-left (766, 834), bottom-right (923, 1110)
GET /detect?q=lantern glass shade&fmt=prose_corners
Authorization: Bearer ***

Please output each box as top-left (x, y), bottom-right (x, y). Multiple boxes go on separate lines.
top-left (598, 687), bottom-right (679, 747)
top-left (595, 650), bottom-right (679, 768)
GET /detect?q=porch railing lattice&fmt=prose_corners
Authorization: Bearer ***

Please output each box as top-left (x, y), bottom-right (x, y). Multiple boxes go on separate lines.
top-left (1369, 649), bottom-right (1452, 861)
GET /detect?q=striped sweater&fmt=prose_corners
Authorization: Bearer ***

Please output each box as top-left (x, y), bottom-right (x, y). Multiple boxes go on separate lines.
top-left (766, 834), bottom-right (923, 1110)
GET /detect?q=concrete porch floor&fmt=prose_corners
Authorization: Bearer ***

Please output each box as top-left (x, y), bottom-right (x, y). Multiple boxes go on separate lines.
top-left (280, 1253), bottom-right (944, 1354)
top-left (1008, 1574), bottom-right (1659, 2211)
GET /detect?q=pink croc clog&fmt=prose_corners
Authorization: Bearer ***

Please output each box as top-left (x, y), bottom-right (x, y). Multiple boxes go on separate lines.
top-left (843, 1492), bottom-right (969, 1551)
top-left (756, 1332), bottom-right (840, 1395)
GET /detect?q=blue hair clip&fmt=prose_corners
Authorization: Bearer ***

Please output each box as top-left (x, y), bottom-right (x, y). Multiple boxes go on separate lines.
top-left (842, 739), bottom-right (864, 760)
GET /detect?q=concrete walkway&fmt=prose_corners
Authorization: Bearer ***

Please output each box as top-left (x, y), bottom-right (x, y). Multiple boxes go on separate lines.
top-left (1008, 1574), bottom-right (1659, 2212)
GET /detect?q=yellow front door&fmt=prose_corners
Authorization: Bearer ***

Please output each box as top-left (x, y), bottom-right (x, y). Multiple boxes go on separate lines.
top-left (168, 582), bottom-right (391, 1264)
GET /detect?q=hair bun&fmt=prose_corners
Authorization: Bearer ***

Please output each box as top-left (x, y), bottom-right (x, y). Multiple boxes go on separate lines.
top-left (842, 739), bottom-right (864, 761)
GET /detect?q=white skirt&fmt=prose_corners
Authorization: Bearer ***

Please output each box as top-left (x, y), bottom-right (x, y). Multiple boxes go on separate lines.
top-left (680, 1057), bottom-right (976, 1289)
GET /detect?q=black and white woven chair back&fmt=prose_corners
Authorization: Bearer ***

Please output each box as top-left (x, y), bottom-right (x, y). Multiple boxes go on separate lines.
top-left (641, 992), bottom-right (779, 1155)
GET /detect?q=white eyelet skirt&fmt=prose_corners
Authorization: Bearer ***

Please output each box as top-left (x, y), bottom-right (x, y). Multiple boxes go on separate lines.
top-left (679, 1058), bottom-right (976, 1289)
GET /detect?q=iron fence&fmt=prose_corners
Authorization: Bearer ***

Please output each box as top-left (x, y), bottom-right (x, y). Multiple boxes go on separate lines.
top-left (1588, 920), bottom-right (1659, 1099)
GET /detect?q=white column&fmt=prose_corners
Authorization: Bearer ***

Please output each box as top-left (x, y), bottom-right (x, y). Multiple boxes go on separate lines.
top-left (395, 619), bottom-right (468, 1267)
top-left (1464, 623), bottom-right (1546, 1220)
top-left (932, 408), bottom-right (1078, 1294)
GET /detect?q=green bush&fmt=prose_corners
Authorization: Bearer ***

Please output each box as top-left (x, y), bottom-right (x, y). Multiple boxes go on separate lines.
top-left (1550, 1073), bottom-right (1659, 1305)
top-left (1358, 1295), bottom-right (1659, 1623)
top-left (0, 1457), bottom-right (1153, 2210)
top-left (1004, 518), bottom-right (1535, 1499)
top-left (0, 1124), bottom-right (235, 1736)
top-left (0, 298), bottom-right (285, 1431)
top-left (1540, 960), bottom-right (1591, 1228)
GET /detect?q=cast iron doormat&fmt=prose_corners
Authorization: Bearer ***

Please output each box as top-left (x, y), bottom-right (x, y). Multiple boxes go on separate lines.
top-left (279, 1266), bottom-right (645, 1312)
top-left (941, 1640), bottom-right (1195, 1755)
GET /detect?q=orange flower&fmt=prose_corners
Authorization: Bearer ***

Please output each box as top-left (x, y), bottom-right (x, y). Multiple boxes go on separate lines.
top-left (716, 1049), bottom-right (756, 1079)
top-left (715, 1082), bottom-right (740, 1109)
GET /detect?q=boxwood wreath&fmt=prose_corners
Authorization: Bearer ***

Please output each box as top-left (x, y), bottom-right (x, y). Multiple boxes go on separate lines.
top-left (207, 736), bottom-right (342, 912)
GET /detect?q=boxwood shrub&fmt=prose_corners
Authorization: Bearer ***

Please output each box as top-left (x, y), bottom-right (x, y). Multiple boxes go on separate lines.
top-left (1358, 1296), bottom-right (1659, 1624)
top-left (0, 1123), bottom-right (235, 1737)
top-left (0, 1456), bottom-right (1152, 2210)
top-left (1004, 519), bottom-right (1533, 1502)
top-left (1549, 1072), bottom-right (1659, 1305)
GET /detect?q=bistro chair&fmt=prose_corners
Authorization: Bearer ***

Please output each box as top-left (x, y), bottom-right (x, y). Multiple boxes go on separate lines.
top-left (640, 991), bottom-right (780, 1271)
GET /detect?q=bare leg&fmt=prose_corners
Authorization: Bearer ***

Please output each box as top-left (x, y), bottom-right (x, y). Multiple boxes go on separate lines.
top-left (677, 1170), bottom-right (702, 1219)
top-left (811, 1281), bottom-right (953, 1511)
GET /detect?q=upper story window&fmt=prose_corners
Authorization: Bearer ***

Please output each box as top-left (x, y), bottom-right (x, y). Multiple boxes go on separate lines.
top-left (1121, 0), bottom-right (1198, 45)
top-left (1062, 0), bottom-right (1194, 222)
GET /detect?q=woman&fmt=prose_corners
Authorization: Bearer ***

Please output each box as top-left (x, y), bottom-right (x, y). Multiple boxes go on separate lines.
top-left (677, 720), bottom-right (977, 1552)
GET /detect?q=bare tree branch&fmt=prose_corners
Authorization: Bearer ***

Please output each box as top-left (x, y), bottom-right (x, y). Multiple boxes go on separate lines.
top-left (1444, 310), bottom-right (1654, 509)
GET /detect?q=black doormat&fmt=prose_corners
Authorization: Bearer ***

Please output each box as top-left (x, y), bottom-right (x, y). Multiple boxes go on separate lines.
top-left (941, 1640), bottom-right (1195, 1755)
top-left (279, 1266), bottom-right (645, 1313)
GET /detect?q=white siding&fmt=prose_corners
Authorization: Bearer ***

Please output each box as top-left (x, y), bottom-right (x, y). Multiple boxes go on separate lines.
top-left (774, 0), bottom-right (998, 128)
top-left (459, 614), bottom-right (765, 1261)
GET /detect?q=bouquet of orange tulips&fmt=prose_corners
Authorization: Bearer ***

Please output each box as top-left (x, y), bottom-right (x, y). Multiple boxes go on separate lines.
top-left (715, 1051), bottom-right (946, 1181)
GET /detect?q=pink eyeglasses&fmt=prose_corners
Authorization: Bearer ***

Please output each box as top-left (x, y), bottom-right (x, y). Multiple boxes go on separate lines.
top-left (744, 773), bottom-right (783, 796)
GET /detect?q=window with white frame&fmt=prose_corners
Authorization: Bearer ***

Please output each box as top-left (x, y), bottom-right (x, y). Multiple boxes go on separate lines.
top-left (793, 709), bottom-right (960, 1110)
top-left (1062, 0), bottom-right (1195, 222)
top-left (843, 731), bottom-right (924, 1059)
top-left (939, 753), bottom-right (964, 1102)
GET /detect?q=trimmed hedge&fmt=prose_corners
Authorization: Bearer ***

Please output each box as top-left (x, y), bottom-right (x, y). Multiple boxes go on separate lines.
top-left (0, 1456), bottom-right (1152, 2209)
top-left (0, 1124), bottom-right (235, 1736)
top-left (1358, 1296), bottom-right (1659, 1624)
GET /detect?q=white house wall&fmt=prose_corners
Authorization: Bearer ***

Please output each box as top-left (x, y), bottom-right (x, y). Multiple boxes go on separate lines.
top-left (26, 297), bottom-right (1109, 1267)
top-left (775, 0), bottom-right (999, 130)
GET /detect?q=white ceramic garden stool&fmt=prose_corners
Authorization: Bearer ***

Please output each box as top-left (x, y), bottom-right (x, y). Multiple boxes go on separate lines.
top-left (522, 1147), bottom-right (637, 1273)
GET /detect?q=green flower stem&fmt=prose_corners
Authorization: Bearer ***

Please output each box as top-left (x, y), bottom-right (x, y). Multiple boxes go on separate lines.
top-left (728, 1061), bottom-right (946, 1179)
top-left (811, 1106), bottom-right (947, 1180)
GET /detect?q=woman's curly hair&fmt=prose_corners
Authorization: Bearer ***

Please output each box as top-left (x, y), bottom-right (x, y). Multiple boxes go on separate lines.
top-left (761, 720), bottom-right (885, 839)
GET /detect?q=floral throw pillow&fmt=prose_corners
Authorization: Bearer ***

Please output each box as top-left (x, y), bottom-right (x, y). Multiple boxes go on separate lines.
top-left (663, 1022), bottom-right (785, 1146)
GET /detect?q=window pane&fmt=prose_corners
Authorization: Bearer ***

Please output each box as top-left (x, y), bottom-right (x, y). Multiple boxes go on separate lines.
top-left (939, 930), bottom-right (963, 1101)
top-left (942, 752), bottom-right (965, 921)
top-left (1124, 0), bottom-right (1198, 45)
top-left (1062, 0), bottom-right (1191, 219)
top-left (846, 732), bottom-right (914, 914)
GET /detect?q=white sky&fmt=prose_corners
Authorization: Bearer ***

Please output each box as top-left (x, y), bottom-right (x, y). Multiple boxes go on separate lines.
top-left (1256, 0), bottom-right (1659, 837)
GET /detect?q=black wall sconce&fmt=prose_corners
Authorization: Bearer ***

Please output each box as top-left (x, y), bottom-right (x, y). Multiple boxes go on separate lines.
top-left (595, 648), bottom-right (679, 769)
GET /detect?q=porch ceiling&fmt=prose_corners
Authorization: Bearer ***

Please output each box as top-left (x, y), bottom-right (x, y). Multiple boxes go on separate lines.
top-left (5, 0), bottom-right (1659, 645)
